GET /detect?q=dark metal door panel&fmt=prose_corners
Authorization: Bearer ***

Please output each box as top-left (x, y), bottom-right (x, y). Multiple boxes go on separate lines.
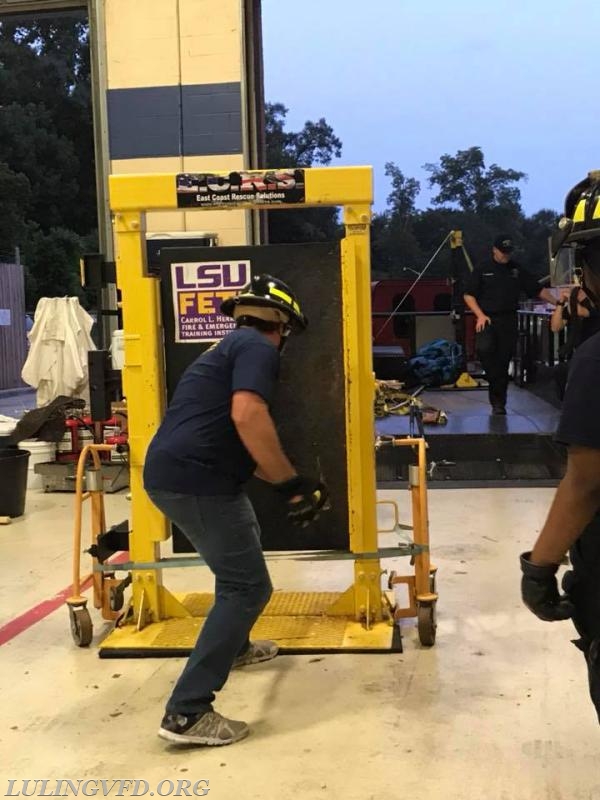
top-left (158, 242), bottom-right (349, 551)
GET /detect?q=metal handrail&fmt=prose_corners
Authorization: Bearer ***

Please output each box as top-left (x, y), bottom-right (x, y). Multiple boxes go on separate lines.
top-left (373, 306), bottom-right (551, 318)
top-left (516, 308), bottom-right (566, 385)
top-left (372, 310), bottom-right (455, 318)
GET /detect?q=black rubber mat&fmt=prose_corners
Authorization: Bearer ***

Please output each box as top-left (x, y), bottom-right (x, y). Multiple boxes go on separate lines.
top-left (158, 243), bottom-right (349, 552)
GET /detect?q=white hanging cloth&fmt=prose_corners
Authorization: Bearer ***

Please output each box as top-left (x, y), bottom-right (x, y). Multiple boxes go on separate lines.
top-left (21, 297), bottom-right (96, 407)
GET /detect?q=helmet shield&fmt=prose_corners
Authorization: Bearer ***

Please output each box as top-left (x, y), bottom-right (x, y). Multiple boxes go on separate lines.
top-left (552, 171), bottom-right (600, 259)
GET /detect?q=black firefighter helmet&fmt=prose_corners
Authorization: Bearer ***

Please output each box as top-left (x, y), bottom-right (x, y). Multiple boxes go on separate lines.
top-left (221, 274), bottom-right (308, 332)
top-left (552, 170), bottom-right (600, 265)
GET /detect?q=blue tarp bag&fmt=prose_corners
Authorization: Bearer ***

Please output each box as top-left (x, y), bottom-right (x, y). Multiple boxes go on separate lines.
top-left (408, 339), bottom-right (463, 386)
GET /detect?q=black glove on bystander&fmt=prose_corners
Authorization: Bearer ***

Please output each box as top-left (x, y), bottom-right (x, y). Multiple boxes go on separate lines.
top-left (520, 551), bottom-right (574, 622)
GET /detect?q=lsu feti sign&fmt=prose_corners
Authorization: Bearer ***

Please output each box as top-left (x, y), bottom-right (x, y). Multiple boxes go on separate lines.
top-left (176, 169), bottom-right (305, 207)
top-left (171, 261), bottom-right (250, 343)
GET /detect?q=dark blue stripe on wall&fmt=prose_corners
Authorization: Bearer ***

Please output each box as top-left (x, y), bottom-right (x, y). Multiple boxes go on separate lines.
top-left (107, 82), bottom-right (242, 160)
top-left (181, 82), bottom-right (242, 156)
top-left (107, 86), bottom-right (182, 159)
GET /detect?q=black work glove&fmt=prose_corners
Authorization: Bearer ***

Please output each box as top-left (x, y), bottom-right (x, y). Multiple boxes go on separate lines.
top-left (520, 551), bottom-right (574, 622)
top-left (274, 475), bottom-right (330, 528)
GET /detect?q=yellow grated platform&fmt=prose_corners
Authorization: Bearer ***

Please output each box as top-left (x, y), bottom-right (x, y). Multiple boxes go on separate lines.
top-left (98, 592), bottom-right (401, 657)
top-left (182, 590), bottom-right (344, 617)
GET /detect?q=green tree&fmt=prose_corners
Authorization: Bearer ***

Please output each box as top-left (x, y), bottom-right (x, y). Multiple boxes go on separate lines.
top-left (0, 163), bottom-right (31, 260)
top-left (21, 226), bottom-right (86, 309)
top-left (371, 212), bottom-right (425, 278)
top-left (423, 146), bottom-right (526, 216)
top-left (384, 162), bottom-right (420, 225)
top-left (0, 13), bottom-right (96, 303)
top-left (519, 208), bottom-right (559, 277)
top-left (370, 163), bottom-right (424, 277)
top-left (0, 15), bottom-right (95, 233)
top-left (412, 207), bottom-right (496, 278)
top-left (0, 102), bottom-right (81, 231)
top-left (265, 103), bottom-right (343, 243)
top-left (265, 102), bottom-right (342, 167)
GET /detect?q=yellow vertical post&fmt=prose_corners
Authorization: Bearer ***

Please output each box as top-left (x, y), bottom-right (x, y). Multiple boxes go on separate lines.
top-left (113, 211), bottom-right (170, 624)
top-left (341, 205), bottom-right (378, 553)
top-left (329, 204), bottom-right (383, 622)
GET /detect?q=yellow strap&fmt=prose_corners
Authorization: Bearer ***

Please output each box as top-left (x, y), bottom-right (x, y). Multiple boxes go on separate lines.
top-left (270, 286), bottom-right (300, 313)
top-left (573, 198), bottom-right (587, 223)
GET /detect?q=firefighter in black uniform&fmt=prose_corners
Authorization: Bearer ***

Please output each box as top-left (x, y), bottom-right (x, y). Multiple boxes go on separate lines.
top-left (464, 235), bottom-right (556, 414)
top-left (520, 171), bottom-right (600, 722)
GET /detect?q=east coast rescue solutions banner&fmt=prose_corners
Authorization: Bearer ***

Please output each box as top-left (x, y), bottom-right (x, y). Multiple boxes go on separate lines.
top-left (171, 261), bottom-right (250, 343)
top-left (175, 169), bottom-right (305, 207)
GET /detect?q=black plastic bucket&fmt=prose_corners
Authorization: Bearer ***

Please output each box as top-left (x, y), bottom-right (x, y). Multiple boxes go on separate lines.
top-left (0, 447), bottom-right (30, 517)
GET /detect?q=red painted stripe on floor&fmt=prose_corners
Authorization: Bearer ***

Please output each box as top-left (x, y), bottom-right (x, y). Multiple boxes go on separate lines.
top-left (0, 551), bottom-right (130, 646)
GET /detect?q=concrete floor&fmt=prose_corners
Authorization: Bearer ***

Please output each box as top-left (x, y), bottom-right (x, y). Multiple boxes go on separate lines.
top-left (1, 486), bottom-right (599, 799)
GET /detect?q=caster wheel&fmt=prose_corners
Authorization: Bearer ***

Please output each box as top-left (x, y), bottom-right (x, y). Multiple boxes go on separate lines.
top-left (69, 606), bottom-right (93, 647)
top-left (417, 603), bottom-right (437, 647)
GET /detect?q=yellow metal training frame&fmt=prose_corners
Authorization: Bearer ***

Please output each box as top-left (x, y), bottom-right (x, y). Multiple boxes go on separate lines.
top-left (102, 166), bottom-right (399, 652)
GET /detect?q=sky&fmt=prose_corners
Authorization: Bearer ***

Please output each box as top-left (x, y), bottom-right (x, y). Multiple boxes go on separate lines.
top-left (261, 0), bottom-right (600, 216)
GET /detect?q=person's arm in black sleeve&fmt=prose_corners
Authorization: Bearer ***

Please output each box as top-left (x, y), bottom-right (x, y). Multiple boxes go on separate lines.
top-left (521, 442), bottom-right (600, 621)
top-left (528, 446), bottom-right (600, 564)
top-left (463, 269), bottom-right (490, 332)
top-left (520, 348), bottom-right (600, 621)
top-left (531, 350), bottom-right (600, 563)
top-left (518, 268), bottom-right (556, 305)
top-left (463, 268), bottom-right (480, 300)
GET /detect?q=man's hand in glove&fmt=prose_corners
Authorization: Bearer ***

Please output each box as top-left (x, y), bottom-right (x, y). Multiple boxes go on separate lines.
top-left (520, 551), bottom-right (574, 622)
top-left (274, 475), bottom-right (330, 527)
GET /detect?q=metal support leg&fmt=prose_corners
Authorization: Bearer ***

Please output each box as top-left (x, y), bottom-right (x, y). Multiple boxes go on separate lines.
top-left (329, 206), bottom-right (385, 624)
top-left (411, 439), bottom-right (436, 604)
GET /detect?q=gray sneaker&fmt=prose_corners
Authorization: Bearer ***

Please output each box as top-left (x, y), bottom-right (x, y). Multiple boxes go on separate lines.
top-left (233, 640), bottom-right (279, 668)
top-left (158, 711), bottom-right (249, 746)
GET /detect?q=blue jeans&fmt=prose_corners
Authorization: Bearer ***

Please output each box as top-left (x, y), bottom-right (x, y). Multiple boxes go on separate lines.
top-left (146, 489), bottom-right (273, 716)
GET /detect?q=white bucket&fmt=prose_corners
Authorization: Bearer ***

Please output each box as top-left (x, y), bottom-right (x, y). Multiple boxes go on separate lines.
top-left (111, 329), bottom-right (125, 370)
top-left (21, 440), bottom-right (57, 490)
top-left (0, 416), bottom-right (17, 438)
